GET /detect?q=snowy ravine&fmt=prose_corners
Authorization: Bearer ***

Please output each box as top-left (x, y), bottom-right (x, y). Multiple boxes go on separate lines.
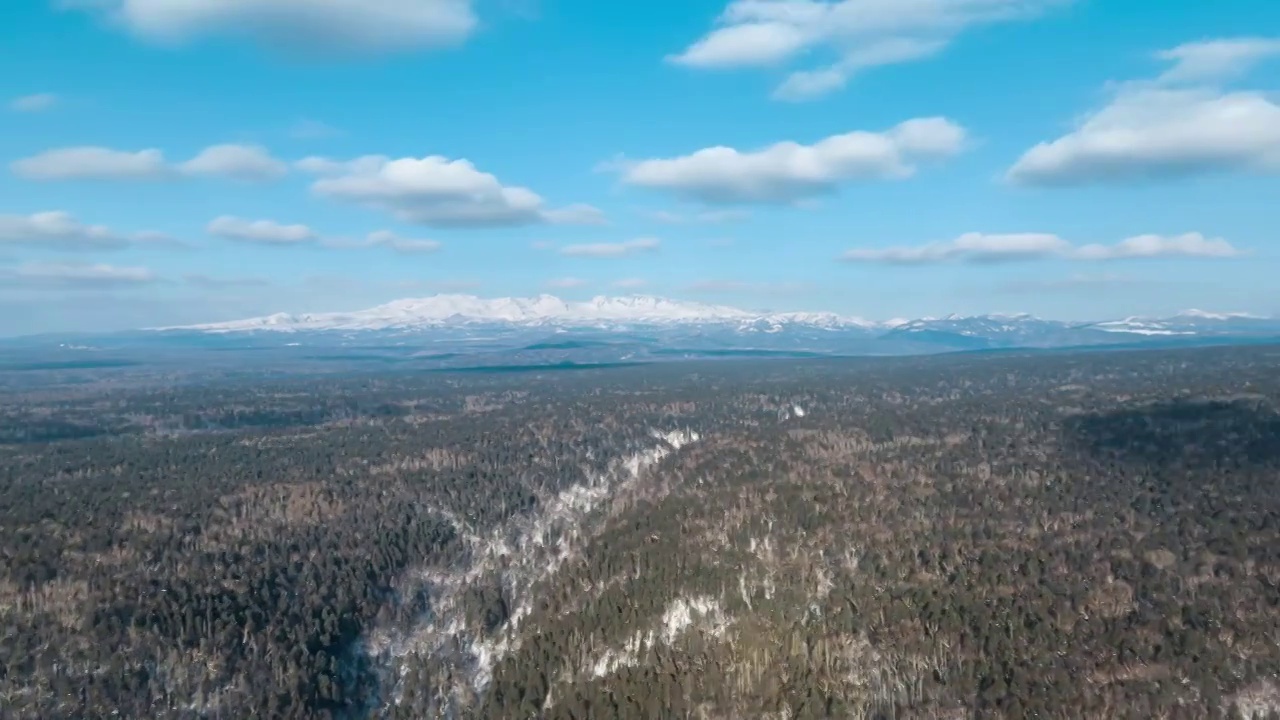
top-left (358, 428), bottom-right (702, 715)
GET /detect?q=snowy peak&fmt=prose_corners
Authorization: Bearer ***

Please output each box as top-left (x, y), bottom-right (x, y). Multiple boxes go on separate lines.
top-left (1172, 309), bottom-right (1266, 321)
top-left (1087, 310), bottom-right (1275, 337)
top-left (163, 294), bottom-right (875, 333)
top-left (155, 296), bottom-right (1277, 346)
top-left (889, 313), bottom-right (1049, 337)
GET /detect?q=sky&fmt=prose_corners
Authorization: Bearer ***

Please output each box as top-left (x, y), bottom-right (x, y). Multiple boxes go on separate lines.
top-left (1, 0), bottom-right (1278, 335)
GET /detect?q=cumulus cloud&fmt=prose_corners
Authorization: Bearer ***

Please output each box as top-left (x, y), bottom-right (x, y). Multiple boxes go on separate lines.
top-left (207, 216), bottom-right (317, 245)
top-left (206, 218), bottom-right (444, 253)
top-left (1008, 89), bottom-right (1280, 185)
top-left (13, 261), bottom-right (157, 287)
top-left (12, 144), bottom-right (289, 181)
top-left (11, 147), bottom-right (172, 180)
top-left (1008, 36), bottom-right (1280, 185)
top-left (616, 118), bottom-right (965, 203)
top-left (9, 93), bottom-right (58, 112)
top-left (1155, 37), bottom-right (1280, 84)
top-left (0, 211), bottom-right (174, 251)
top-left (840, 231), bottom-right (1242, 264)
top-left (303, 154), bottom-right (601, 227)
top-left (63, 0), bottom-right (478, 53)
top-left (670, 0), bottom-right (1065, 100)
top-left (772, 37), bottom-right (945, 101)
top-left (181, 144), bottom-right (288, 181)
top-left (1073, 233), bottom-right (1241, 260)
top-left (559, 237), bottom-right (661, 257)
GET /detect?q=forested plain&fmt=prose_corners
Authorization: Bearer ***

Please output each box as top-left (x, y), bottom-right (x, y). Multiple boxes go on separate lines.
top-left (3, 346), bottom-right (1280, 719)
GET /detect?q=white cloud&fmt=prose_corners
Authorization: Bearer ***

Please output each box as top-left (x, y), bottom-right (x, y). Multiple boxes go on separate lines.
top-left (1008, 36), bottom-right (1280, 185)
top-left (772, 37), bottom-right (945, 101)
top-left (613, 278), bottom-right (648, 289)
top-left (1008, 88), bottom-right (1280, 185)
top-left (618, 118), bottom-right (965, 203)
top-left (843, 232), bottom-right (1069, 263)
top-left (841, 231), bottom-right (1242, 263)
top-left (65, 0), bottom-right (478, 53)
top-left (181, 144), bottom-right (288, 181)
top-left (11, 147), bottom-right (171, 180)
top-left (304, 154), bottom-right (598, 227)
top-left (207, 216), bottom-right (317, 245)
top-left (559, 237), bottom-right (660, 257)
top-left (9, 93), bottom-right (58, 112)
top-left (546, 277), bottom-right (588, 288)
top-left (12, 143), bottom-right (290, 182)
top-left (1155, 37), bottom-right (1280, 85)
top-left (14, 261), bottom-right (157, 286)
top-left (0, 211), bottom-right (170, 251)
top-left (1073, 232), bottom-right (1241, 260)
top-left (671, 0), bottom-right (1065, 100)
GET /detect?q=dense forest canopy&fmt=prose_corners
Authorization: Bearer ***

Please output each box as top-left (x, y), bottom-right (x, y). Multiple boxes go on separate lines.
top-left (3, 345), bottom-right (1280, 719)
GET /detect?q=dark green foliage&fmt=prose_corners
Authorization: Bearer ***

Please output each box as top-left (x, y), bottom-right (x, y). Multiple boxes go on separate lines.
top-left (2, 345), bottom-right (1280, 718)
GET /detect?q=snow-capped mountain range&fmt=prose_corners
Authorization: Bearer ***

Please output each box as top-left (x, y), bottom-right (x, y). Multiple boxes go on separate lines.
top-left (163, 294), bottom-right (883, 333)
top-left (8, 295), bottom-right (1275, 375)
top-left (163, 295), bottom-right (1275, 344)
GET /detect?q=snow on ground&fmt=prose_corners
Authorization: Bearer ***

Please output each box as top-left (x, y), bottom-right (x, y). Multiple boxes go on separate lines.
top-left (360, 427), bottom-right (702, 709)
top-left (587, 595), bottom-right (731, 679)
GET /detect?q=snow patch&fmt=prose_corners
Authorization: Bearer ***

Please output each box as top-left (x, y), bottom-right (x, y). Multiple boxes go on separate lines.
top-left (359, 427), bottom-right (703, 710)
top-left (588, 595), bottom-right (731, 679)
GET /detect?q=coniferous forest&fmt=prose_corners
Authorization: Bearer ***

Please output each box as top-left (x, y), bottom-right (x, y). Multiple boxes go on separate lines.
top-left (3, 345), bottom-right (1280, 719)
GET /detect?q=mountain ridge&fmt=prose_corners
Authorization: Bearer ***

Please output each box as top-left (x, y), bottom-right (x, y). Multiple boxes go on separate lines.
top-left (156, 294), bottom-right (1274, 341)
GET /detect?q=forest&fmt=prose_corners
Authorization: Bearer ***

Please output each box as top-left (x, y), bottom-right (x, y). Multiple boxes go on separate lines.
top-left (2, 345), bottom-right (1280, 719)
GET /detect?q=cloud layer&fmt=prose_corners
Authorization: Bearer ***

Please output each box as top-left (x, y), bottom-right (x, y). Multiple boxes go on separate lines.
top-left (304, 154), bottom-right (603, 227)
top-left (1008, 37), bottom-right (1280, 185)
top-left (618, 117), bottom-right (965, 203)
top-left (12, 144), bottom-right (289, 182)
top-left (11, 261), bottom-right (157, 287)
top-left (671, 0), bottom-right (1066, 100)
top-left (208, 216), bottom-right (317, 245)
top-left (0, 211), bottom-right (176, 251)
top-left (841, 232), bottom-right (1242, 263)
top-left (65, 0), bottom-right (477, 53)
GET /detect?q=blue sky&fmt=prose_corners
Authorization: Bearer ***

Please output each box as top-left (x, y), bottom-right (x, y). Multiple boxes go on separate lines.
top-left (1, 0), bottom-right (1278, 335)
